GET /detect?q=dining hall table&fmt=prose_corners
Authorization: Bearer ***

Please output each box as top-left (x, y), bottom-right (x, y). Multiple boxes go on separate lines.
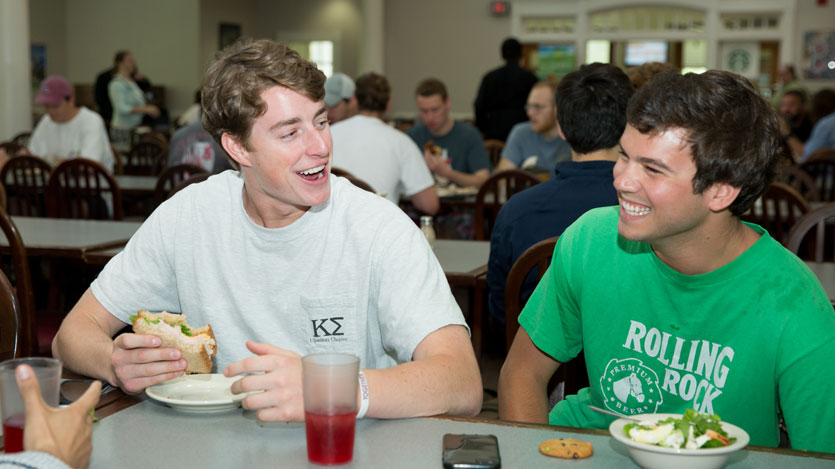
top-left (0, 216), bottom-right (144, 259)
top-left (12, 389), bottom-right (827, 468)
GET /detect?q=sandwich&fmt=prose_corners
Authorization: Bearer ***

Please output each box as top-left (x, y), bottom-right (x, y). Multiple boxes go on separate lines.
top-left (130, 310), bottom-right (217, 374)
top-left (423, 140), bottom-right (442, 155)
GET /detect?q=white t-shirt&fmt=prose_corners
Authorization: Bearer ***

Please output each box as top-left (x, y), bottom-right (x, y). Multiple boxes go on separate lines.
top-left (331, 115), bottom-right (434, 203)
top-left (28, 106), bottom-right (115, 172)
top-left (91, 171), bottom-right (465, 371)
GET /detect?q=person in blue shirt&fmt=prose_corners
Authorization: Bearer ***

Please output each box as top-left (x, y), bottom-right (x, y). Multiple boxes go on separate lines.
top-left (801, 89), bottom-right (835, 161)
top-left (487, 63), bottom-right (634, 325)
top-left (496, 81), bottom-right (572, 175)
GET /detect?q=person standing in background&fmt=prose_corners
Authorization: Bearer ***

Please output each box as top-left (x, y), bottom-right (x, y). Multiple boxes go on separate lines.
top-left (474, 37), bottom-right (538, 142)
top-left (108, 51), bottom-right (160, 152)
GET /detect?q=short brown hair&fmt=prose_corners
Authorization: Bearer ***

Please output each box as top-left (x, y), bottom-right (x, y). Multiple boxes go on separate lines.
top-left (627, 62), bottom-right (678, 90)
top-left (201, 39), bottom-right (326, 169)
top-left (627, 70), bottom-right (781, 217)
top-left (355, 73), bottom-right (390, 113)
top-left (415, 78), bottom-right (448, 101)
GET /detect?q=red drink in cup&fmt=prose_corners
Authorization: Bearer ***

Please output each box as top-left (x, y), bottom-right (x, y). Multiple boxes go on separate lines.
top-left (305, 409), bottom-right (356, 464)
top-left (2, 414), bottom-right (25, 453)
top-left (302, 353), bottom-right (360, 465)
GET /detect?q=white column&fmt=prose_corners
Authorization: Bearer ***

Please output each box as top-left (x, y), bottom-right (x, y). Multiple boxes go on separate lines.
top-left (0, 0), bottom-right (32, 141)
top-left (359, 0), bottom-right (384, 74)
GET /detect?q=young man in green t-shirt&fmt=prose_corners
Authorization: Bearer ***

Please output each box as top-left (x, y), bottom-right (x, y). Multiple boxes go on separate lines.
top-left (498, 70), bottom-right (835, 453)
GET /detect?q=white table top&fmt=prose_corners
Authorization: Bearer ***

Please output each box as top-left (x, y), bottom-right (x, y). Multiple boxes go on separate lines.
top-left (86, 399), bottom-right (833, 468)
top-left (0, 216), bottom-right (143, 258)
top-left (432, 239), bottom-right (490, 285)
top-left (806, 261), bottom-right (835, 303)
top-left (115, 175), bottom-right (157, 192)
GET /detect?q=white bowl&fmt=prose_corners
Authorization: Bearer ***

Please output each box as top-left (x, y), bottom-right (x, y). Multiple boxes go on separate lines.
top-left (609, 413), bottom-right (750, 469)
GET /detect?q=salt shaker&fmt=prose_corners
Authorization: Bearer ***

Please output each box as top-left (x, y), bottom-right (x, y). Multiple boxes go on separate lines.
top-left (420, 216), bottom-right (436, 246)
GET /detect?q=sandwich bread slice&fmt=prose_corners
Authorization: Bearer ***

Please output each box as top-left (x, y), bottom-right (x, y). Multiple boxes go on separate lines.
top-left (131, 310), bottom-right (216, 374)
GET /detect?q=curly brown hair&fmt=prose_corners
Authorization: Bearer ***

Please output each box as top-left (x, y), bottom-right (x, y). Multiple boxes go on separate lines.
top-left (201, 39), bottom-right (325, 169)
top-left (627, 70), bottom-right (781, 217)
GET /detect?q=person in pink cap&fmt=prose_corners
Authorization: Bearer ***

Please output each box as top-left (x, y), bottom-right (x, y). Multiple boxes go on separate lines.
top-left (28, 75), bottom-right (114, 172)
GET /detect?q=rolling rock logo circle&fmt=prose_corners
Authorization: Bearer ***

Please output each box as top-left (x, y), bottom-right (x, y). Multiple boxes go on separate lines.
top-left (600, 358), bottom-right (663, 415)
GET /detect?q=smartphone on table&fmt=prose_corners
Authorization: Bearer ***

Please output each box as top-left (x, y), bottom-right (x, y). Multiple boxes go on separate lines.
top-left (442, 433), bottom-right (501, 468)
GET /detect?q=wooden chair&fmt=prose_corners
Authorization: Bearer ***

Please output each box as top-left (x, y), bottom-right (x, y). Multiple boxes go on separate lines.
top-left (0, 208), bottom-right (36, 357)
top-left (484, 139), bottom-right (505, 169)
top-left (154, 164), bottom-right (208, 205)
top-left (46, 158), bottom-right (123, 220)
top-left (474, 170), bottom-right (540, 240)
top-left (504, 236), bottom-right (588, 404)
top-left (0, 155), bottom-right (52, 217)
top-left (787, 202), bottom-right (835, 262)
top-left (0, 183), bottom-right (6, 212)
top-left (0, 141), bottom-right (25, 157)
top-left (111, 144), bottom-right (124, 175)
top-left (743, 182), bottom-right (810, 246)
top-left (0, 268), bottom-right (21, 361)
top-left (169, 172), bottom-right (211, 199)
top-left (800, 159), bottom-right (835, 202)
top-left (11, 132), bottom-right (31, 148)
top-left (139, 131), bottom-right (170, 154)
top-left (330, 167), bottom-right (354, 178)
top-left (805, 147), bottom-right (835, 163)
top-left (775, 165), bottom-right (820, 202)
top-left (330, 167), bottom-right (375, 193)
top-left (125, 141), bottom-right (166, 176)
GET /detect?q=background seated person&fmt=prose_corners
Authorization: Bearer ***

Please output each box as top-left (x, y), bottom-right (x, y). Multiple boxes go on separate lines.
top-left (28, 75), bottom-right (114, 172)
top-left (496, 81), bottom-right (571, 174)
top-left (407, 78), bottom-right (490, 188)
top-left (324, 72), bottom-right (358, 125)
top-left (498, 70), bottom-right (835, 453)
top-left (488, 63), bottom-right (632, 326)
top-left (331, 72), bottom-right (438, 214)
top-left (52, 39), bottom-right (481, 423)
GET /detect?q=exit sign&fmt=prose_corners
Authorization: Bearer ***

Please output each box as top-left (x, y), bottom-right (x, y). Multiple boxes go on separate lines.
top-left (491, 1), bottom-right (510, 16)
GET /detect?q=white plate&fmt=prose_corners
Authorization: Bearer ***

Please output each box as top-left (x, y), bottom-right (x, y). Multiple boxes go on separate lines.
top-left (146, 374), bottom-right (245, 413)
top-left (609, 413), bottom-right (750, 469)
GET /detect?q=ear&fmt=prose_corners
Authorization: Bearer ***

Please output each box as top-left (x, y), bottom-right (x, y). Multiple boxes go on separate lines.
top-left (385, 98), bottom-right (391, 114)
top-left (221, 133), bottom-right (252, 168)
top-left (705, 182), bottom-right (741, 212)
top-left (557, 122), bottom-right (566, 141)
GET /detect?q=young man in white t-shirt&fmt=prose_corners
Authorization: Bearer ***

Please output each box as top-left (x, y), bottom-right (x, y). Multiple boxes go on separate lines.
top-left (28, 75), bottom-right (114, 172)
top-left (52, 39), bottom-right (482, 422)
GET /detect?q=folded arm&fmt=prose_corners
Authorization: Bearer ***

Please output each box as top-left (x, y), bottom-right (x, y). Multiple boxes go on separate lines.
top-left (498, 327), bottom-right (561, 424)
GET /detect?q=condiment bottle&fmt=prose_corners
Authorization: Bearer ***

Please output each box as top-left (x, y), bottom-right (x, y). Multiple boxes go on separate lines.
top-left (420, 215), bottom-right (436, 246)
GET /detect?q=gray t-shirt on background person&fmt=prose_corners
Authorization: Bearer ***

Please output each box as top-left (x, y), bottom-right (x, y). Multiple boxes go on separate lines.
top-left (501, 121), bottom-right (571, 175)
top-left (407, 121), bottom-right (491, 174)
top-left (91, 171), bottom-right (466, 371)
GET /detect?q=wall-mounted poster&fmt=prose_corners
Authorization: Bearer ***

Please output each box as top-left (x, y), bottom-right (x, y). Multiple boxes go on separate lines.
top-left (31, 44), bottom-right (46, 86)
top-left (536, 44), bottom-right (575, 80)
top-left (720, 42), bottom-right (759, 79)
top-left (803, 31), bottom-right (835, 79)
top-left (219, 23), bottom-right (242, 51)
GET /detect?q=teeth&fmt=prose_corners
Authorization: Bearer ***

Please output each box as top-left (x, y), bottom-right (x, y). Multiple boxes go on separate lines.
top-left (298, 165), bottom-right (325, 176)
top-left (622, 201), bottom-right (651, 216)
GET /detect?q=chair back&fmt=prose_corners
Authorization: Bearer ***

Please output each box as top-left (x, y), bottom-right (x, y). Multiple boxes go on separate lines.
top-left (474, 170), bottom-right (540, 240)
top-left (0, 268), bottom-right (21, 361)
top-left (801, 159), bottom-right (835, 202)
top-left (484, 139), bottom-right (505, 168)
top-left (805, 147), bottom-right (835, 163)
top-left (0, 155), bottom-right (52, 216)
top-left (155, 164), bottom-right (208, 205)
top-left (111, 144), bottom-right (124, 175)
top-left (787, 202), bottom-right (835, 262)
top-left (11, 132), bottom-right (31, 148)
top-left (775, 164), bottom-right (820, 202)
top-left (168, 172), bottom-right (211, 199)
top-left (0, 208), bottom-right (36, 356)
top-left (46, 158), bottom-right (123, 220)
top-left (330, 167), bottom-right (354, 178)
top-left (504, 237), bottom-right (557, 352)
top-left (330, 168), bottom-right (375, 193)
top-left (743, 182), bottom-right (810, 245)
top-left (0, 141), bottom-right (24, 157)
top-left (125, 141), bottom-right (166, 176)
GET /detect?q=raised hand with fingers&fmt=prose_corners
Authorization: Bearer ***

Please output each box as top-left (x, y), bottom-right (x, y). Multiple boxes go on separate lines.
top-left (17, 364), bottom-right (102, 469)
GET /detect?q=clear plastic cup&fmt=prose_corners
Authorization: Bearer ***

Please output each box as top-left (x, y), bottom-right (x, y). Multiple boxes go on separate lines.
top-left (0, 357), bottom-right (62, 453)
top-left (302, 353), bottom-right (359, 465)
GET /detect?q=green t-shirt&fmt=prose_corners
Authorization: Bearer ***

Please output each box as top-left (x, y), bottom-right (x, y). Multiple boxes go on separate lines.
top-left (520, 206), bottom-right (835, 452)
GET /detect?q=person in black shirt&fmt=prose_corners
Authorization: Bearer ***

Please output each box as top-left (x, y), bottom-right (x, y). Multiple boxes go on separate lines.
top-left (474, 37), bottom-right (538, 141)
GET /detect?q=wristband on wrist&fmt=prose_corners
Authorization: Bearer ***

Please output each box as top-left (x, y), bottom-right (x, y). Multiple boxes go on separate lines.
top-left (357, 370), bottom-right (370, 419)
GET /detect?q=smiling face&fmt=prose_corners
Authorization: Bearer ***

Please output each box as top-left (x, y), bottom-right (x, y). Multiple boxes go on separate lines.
top-left (613, 125), bottom-right (717, 248)
top-left (225, 85), bottom-right (332, 225)
top-left (526, 85), bottom-right (557, 134)
top-left (416, 94), bottom-right (451, 135)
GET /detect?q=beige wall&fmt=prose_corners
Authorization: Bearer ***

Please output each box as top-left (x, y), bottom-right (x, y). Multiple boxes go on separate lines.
top-left (199, 0), bottom-right (258, 79)
top-left (254, 0), bottom-right (363, 78)
top-left (794, 0), bottom-right (835, 94)
top-left (61, 0), bottom-right (201, 117)
top-left (385, 0), bottom-right (511, 118)
top-left (29, 0), bottom-right (67, 78)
